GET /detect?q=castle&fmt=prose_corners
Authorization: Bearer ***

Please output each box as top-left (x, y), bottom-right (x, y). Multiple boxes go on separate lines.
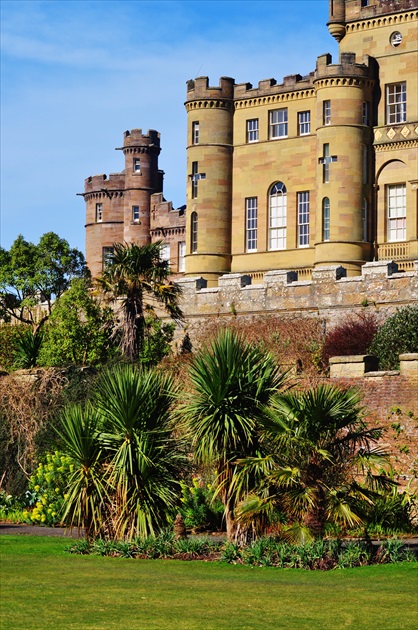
top-left (82, 0), bottom-right (418, 287)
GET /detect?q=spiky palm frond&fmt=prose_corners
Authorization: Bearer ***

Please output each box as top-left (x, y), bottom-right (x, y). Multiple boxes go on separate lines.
top-left (94, 365), bottom-right (185, 539)
top-left (58, 404), bottom-right (108, 538)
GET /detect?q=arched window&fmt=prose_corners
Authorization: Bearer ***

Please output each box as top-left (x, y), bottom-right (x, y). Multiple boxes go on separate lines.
top-left (268, 182), bottom-right (287, 250)
top-left (191, 212), bottom-right (198, 253)
top-left (322, 197), bottom-right (330, 241)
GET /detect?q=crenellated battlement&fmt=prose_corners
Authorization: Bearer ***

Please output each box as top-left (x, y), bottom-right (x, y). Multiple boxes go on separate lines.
top-left (121, 128), bottom-right (161, 149)
top-left (186, 76), bottom-right (235, 102)
top-left (345, 0), bottom-right (417, 22)
top-left (234, 73), bottom-right (315, 100)
top-left (315, 51), bottom-right (377, 82)
top-left (84, 172), bottom-right (125, 193)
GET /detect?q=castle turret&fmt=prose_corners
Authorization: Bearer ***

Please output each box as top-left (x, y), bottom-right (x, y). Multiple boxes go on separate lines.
top-left (184, 77), bottom-right (234, 285)
top-left (313, 52), bottom-right (376, 275)
top-left (83, 129), bottom-right (163, 278)
top-left (116, 129), bottom-right (162, 245)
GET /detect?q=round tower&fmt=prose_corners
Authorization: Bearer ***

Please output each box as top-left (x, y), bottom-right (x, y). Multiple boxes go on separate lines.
top-left (327, 0), bottom-right (346, 43)
top-left (117, 129), bottom-right (162, 245)
top-left (313, 52), bottom-right (376, 275)
top-left (184, 76), bottom-right (234, 286)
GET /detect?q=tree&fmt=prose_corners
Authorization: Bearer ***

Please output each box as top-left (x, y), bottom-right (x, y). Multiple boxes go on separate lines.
top-left (0, 233), bottom-right (87, 333)
top-left (235, 384), bottom-right (393, 541)
top-left (38, 278), bottom-right (115, 367)
top-left (59, 365), bottom-right (186, 539)
top-left (180, 328), bottom-right (286, 540)
top-left (369, 306), bottom-right (418, 370)
top-left (96, 241), bottom-right (182, 363)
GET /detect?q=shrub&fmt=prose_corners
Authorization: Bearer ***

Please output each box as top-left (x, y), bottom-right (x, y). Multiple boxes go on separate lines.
top-left (25, 451), bottom-right (74, 526)
top-left (369, 306), bottom-right (418, 370)
top-left (0, 323), bottom-right (28, 371)
top-left (179, 477), bottom-right (224, 532)
top-left (321, 312), bottom-right (379, 364)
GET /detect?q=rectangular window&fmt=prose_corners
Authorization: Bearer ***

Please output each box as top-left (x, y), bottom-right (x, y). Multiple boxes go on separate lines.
top-left (178, 241), bottom-right (186, 272)
top-left (247, 119), bottom-right (259, 143)
top-left (160, 243), bottom-right (171, 264)
top-left (298, 192), bottom-right (310, 248)
top-left (298, 111), bottom-right (311, 135)
top-left (132, 206), bottom-right (140, 223)
top-left (191, 212), bottom-right (198, 253)
top-left (323, 198), bottom-right (330, 242)
top-left (387, 184), bottom-right (406, 242)
top-left (102, 246), bottom-right (114, 270)
top-left (191, 161), bottom-right (198, 199)
top-left (362, 101), bottom-right (369, 125)
top-left (386, 83), bottom-right (406, 124)
top-left (323, 100), bottom-right (331, 125)
top-left (192, 121), bottom-right (199, 145)
top-left (95, 203), bottom-right (103, 222)
top-left (270, 109), bottom-right (288, 139)
top-left (269, 194), bottom-right (287, 250)
top-left (133, 158), bottom-right (141, 172)
top-left (245, 197), bottom-right (258, 252)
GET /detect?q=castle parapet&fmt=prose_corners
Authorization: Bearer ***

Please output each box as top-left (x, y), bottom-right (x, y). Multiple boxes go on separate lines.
top-left (234, 74), bottom-right (314, 99)
top-left (315, 52), bottom-right (376, 82)
top-left (122, 128), bottom-right (161, 150)
top-left (186, 76), bottom-right (235, 102)
top-left (84, 172), bottom-right (125, 193)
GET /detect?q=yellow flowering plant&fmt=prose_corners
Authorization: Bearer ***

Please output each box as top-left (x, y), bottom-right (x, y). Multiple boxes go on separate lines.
top-left (26, 451), bottom-right (74, 526)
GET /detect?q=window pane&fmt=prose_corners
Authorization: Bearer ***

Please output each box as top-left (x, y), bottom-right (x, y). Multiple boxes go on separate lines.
top-left (246, 197), bottom-right (257, 251)
top-left (323, 198), bottom-right (330, 241)
top-left (298, 192), bottom-right (310, 247)
top-left (270, 109), bottom-right (288, 138)
top-left (247, 119), bottom-right (259, 143)
top-left (268, 182), bottom-right (287, 250)
top-left (387, 184), bottom-right (406, 242)
top-left (178, 241), bottom-right (186, 272)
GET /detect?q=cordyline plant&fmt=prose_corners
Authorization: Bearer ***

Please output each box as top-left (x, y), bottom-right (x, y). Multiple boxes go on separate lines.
top-left (96, 241), bottom-right (183, 363)
top-left (58, 365), bottom-right (186, 540)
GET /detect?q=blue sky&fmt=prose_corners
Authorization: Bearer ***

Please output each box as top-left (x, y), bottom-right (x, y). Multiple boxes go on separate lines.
top-left (1, 0), bottom-right (338, 254)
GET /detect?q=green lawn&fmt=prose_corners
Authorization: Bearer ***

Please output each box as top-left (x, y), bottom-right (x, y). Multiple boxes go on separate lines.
top-left (1, 536), bottom-right (417, 630)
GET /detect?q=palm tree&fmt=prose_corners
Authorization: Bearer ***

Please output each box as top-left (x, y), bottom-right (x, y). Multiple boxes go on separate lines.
top-left (234, 384), bottom-right (393, 540)
top-left (59, 365), bottom-right (186, 540)
top-left (180, 328), bottom-right (286, 541)
top-left (96, 241), bottom-right (182, 362)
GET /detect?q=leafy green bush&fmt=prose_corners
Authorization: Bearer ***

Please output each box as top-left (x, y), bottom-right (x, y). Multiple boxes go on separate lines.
top-left (179, 477), bottom-right (224, 532)
top-left (25, 451), bottom-right (74, 526)
top-left (369, 306), bottom-right (418, 370)
top-left (0, 323), bottom-right (28, 371)
top-left (139, 317), bottom-right (175, 367)
top-left (13, 329), bottom-right (44, 369)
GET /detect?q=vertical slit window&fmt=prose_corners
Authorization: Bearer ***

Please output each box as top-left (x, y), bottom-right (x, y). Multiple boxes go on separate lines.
top-left (192, 121), bottom-right (199, 145)
top-left (96, 203), bottom-right (103, 222)
top-left (323, 100), bottom-right (331, 125)
top-left (191, 212), bottom-right (198, 253)
top-left (323, 197), bottom-right (330, 242)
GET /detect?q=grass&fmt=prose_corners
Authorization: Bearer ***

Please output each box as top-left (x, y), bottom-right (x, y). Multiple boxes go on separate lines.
top-left (1, 535), bottom-right (417, 630)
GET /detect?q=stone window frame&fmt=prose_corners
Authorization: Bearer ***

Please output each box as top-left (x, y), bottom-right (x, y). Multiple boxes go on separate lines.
top-left (386, 83), bottom-right (406, 125)
top-left (133, 158), bottom-right (141, 173)
top-left (178, 241), bottom-right (186, 272)
top-left (323, 100), bottom-right (331, 126)
top-left (298, 111), bottom-right (311, 136)
top-left (191, 212), bottom-right (198, 253)
top-left (246, 119), bottom-right (259, 143)
top-left (387, 184), bottom-right (406, 242)
top-left (322, 197), bottom-right (330, 242)
top-left (268, 182), bottom-right (287, 251)
top-left (132, 205), bottom-right (140, 223)
top-left (362, 101), bottom-right (370, 126)
top-left (269, 109), bottom-right (288, 139)
top-left (297, 191), bottom-right (310, 248)
top-left (160, 242), bottom-right (171, 264)
top-left (102, 246), bottom-right (114, 270)
top-left (95, 203), bottom-right (103, 223)
top-left (245, 197), bottom-right (258, 252)
top-left (192, 121), bottom-right (200, 145)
